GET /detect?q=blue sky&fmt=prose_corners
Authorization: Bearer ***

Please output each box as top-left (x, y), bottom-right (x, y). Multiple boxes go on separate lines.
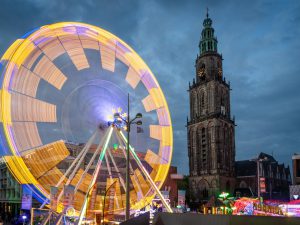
top-left (0, 0), bottom-right (299, 174)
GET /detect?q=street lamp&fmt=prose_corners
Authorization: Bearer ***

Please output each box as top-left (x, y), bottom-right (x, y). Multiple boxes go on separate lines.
top-left (102, 180), bottom-right (117, 225)
top-left (113, 93), bottom-right (142, 221)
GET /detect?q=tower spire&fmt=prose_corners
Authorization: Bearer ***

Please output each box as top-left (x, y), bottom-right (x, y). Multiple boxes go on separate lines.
top-left (199, 9), bottom-right (218, 55)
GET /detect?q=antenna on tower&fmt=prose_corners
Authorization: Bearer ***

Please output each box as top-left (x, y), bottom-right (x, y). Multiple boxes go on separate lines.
top-left (206, 7), bottom-right (209, 18)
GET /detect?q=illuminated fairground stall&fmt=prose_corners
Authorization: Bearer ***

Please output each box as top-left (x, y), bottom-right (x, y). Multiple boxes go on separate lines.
top-left (233, 197), bottom-right (300, 217)
top-left (0, 22), bottom-right (173, 224)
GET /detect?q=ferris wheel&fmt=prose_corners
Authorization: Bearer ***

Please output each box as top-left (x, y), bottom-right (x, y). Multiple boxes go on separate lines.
top-left (0, 22), bottom-right (173, 222)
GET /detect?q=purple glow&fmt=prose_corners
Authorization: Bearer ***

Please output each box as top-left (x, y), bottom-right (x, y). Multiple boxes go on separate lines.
top-left (63, 26), bottom-right (77, 34)
top-left (160, 146), bottom-right (171, 164)
top-left (141, 70), bottom-right (158, 89)
top-left (0, 125), bottom-right (12, 156)
top-left (157, 108), bottom-right (170, 126)
top-left (33, 36), bottom-right (51, 46)
top-left (75, 26), bottom-right (89, 35)
top-left (7, 125), bottom-right (20, 156)
top-left (116, 41), bottom-right (131, 53)
top-left (7, 64), bottom-right (18, 91)
top-left (61, 79), bottom-right (128, 143)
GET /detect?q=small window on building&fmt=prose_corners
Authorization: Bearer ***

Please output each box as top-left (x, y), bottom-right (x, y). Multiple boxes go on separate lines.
top-left (203, 188), bottom-right (208, 198)
top-left (221, 106), bottom-right (226, 115)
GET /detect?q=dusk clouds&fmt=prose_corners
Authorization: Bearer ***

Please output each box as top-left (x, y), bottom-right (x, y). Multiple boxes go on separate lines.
top-left (0, 0), bottom-right (299, 174)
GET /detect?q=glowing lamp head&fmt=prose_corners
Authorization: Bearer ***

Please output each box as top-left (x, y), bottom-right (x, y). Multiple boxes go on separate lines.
top-left (109, 108), bottom-right (127, 129)
top-left (114, 112), bottom-right (120, 119)
top-left (22, 215), bottom-right (27, 220)
top-left (136, 113), bottom-right (142, 118)
top-left (136, 120), bottom-right (142, 126)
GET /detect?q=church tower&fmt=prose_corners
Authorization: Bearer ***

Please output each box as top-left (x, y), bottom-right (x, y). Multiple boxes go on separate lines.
top-left (187, 11), bottom-right (236, 201)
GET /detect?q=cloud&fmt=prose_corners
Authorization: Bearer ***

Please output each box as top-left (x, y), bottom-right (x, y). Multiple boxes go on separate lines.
top-left (0, 0), bottom-right (299, 175)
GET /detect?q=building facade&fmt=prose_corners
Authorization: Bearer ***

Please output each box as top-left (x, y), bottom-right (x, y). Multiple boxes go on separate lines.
top-left (292, 153), bottom-right (300, 185)
top-left (160, 166), bottom-right (184, 207)
top-left (0, 157), bottom-right (22, 222)
top-left (289, 154), bottom-right (300, 200)
top-left (235, 152), bottom-right (291, 200)
top-left (187, 12), bottom-right (236, 202)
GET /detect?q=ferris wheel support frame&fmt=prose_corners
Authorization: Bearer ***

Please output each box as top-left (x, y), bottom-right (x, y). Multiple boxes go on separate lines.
top-left (118, 131), bottom-right (173, 213)
top-left (39, 130), bottom-right (99, 209)
top-left (58, 131), bottom-right (98, 188)
top-left (114, 127), bottom-right (144, 199)
top-left (74, 128), bottom-right (111, 194)
top-left (106, 147), bottom-right (126, 191)
top-left (75, 125), bottom-right (173, 224)
top-left (76, 126), bottom-right (114, 225)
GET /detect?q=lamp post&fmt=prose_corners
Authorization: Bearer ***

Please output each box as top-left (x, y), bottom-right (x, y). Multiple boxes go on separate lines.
top-left (102, 180), bottom-right (117, 225)
top-left (113, 93), bottom-right (142, 221)
top-left (251, 156), bottom-right (268, 199)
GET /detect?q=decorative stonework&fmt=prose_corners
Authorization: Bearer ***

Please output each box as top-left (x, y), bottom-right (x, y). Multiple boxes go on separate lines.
top-left (188, 12), bottom-right (236, 201)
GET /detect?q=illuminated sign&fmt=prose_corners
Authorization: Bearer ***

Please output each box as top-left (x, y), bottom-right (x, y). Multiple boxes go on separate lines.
top-left (259, 178), bottom-right (266, 193)
top-left (293, 195), bottom-right (299, 200)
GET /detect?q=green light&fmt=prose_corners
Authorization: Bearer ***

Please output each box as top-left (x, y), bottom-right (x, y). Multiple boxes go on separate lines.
top-left (113, 143), bottom-right (118, 150)
top-left (219, 192), bottom-right (229, 199)
top-left (100, 127), bottom-right (113, 161)
top-left (78, 127), bottom-right (113, 224)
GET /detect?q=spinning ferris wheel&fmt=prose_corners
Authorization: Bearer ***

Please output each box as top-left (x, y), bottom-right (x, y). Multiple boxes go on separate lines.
top-left (0, 22), bottom-right (173, 222)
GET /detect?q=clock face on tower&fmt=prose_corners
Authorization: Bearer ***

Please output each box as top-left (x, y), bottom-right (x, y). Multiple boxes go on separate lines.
top-left (217, 61), bottom-right (222, 77)
top-left (198, 63), bottom-right (206, 78)
top-left (218, 68), bottom-right (222, 77)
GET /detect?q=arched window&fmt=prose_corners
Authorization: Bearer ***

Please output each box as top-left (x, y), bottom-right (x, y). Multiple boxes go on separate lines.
top-left (198, 180), bottom-right (209, 199)
top-left (193, 92), bottom-right (197, 118)
top-left (201, 92), bottom-right (205, 108)
top-left (200, 92), bottom-right (205, 116)
top-left (192, 130), bottom-right (197, 174)
top-left (202, 188), bottom-right (208, 198)
top-left (188, 129), bottom-right (194, 172)
top-left (201, 127), bottom-right (207, 169)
